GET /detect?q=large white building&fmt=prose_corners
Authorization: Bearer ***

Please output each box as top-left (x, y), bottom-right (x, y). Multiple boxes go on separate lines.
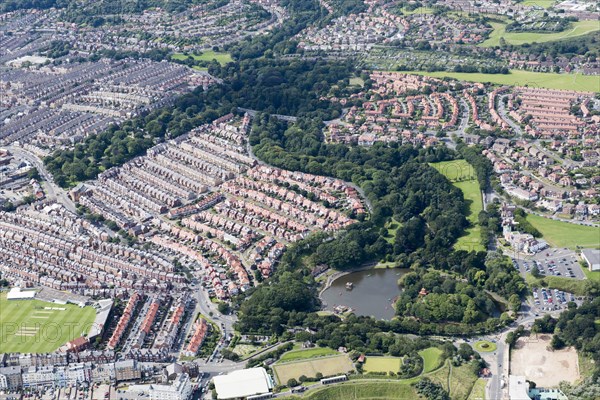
top-left (6, 287), bottom-right (36, 300)
top-left (149, 373), bottom-right (192, 400)
top-left (581, 249), bottom-right (600, 271)
top-left (509, 375), bottom-right (531, 400)
top-left (124, 373), bottom-right (192, 400)
top-left (0, 366), bottom-right (22, 391)
top-left (21, 363), bottom-right (92, 388)
top-left (213, 368), bottom-right (273, 399)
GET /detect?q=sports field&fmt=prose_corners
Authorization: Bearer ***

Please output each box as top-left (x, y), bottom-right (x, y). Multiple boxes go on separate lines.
top-left (525, 214), bottom-right (599, 249)
top-left (481, 20), bottom-right (600, 47)
top-left (0, 293), bottom-right (96, 353)
top-left (409, 70), bottom-right (600, 92)
top-left (279, 347), bottom-right (339, 362)
top-left (362, 356), bottom-right (402, 373)
top-left (418, 347), bottom-right (443, 373)
top-left (305, 381), bottom-right (418, 400)
top-left (273, 354), bottom-right (354, 384)
top-left (172, 50), bottom-right (233, 65)
top-left (430, 160), bottom-right (485, 252)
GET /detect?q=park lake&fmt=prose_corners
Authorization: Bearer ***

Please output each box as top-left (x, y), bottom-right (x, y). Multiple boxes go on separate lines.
top-left (321, 268), bottom-right (407, 320)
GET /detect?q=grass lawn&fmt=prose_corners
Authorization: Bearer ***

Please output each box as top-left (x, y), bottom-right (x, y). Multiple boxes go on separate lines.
top-left (408, 70), bottom-right (600, 92)
top-left (383, 217), bottom-right (402, 244)
top-left (232, 343), bottom-right (262, 358)
top-left (449, 363), bottom-right (481, 400)
top-left (362, 356), bottom-right (403, 374)
top-left (481, 20), bottom-right (600, 47)
top-left (525, 214), bottom-right (600, 249)
top-left (526, 273), bottom-right (588, 296)
top-left (467, 378), bottom-right (487, 400)
top-left (349, 77), bottom-right (365, 87)
top-left (400, 6), bottom-right (434, 15)
top-left (522, 0), bottom-right (555, 7)
top-left (419, 347), bottom-right (444, 373)
top-left (473, 340), bottom-right (497, 353)
top-left (304, 381), bottom-right (418, 400)
top-left (273, 354), bottom-right (354, 384)
top-left (0, 293), bottom-right (96, 353)
top-left (427, 361), bottom-right (479, 400)
top-left (279, 347), bottom-right (339, 362)
top-left (430, 160), bottom-right (476, 182)
top-left (430, 160), bottom-right (484, 252)
top-left (580, 264), bottom-right (600, 282)
top-left (172, 50), bottom-right (233, 65)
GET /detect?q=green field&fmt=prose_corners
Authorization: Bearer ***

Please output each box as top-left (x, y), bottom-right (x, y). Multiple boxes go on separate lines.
top-left (580, 264), bottom-right (600, 282)
top-left (273, 354), bottom-right (354, 384)
top-left (473, 340), bottom-right (497, 353)
top-left (362, 356), bottom-right (403, 374)
top-left (428, 361), bottom-right (479, 400)
top-left (481, 20), bottom-right (600, 47)
top-left (409, 70), bottom-right (600, 92)
top-left (279, 347), bottom-right (339, 362)
top-left (467, 378), bottom-right (487, 400)
top-left (0, 293), bottom-right (96, 353)
top-left (430, 160), bottom-right (484, 252)
top-left (526, 214), bottom-right (600, 249)
top-left (521, 0), bottom-right (555, 8)
top-left (349, 77), bottom-right (365, 87)
top-left (304, 381), bottom-right (418, 400)
top-left (399, 6), bottom-right (434, 15)
top-left (418, 347), bottom-right (443, 373)
top-left (171, 50), bottom-right (233, 65)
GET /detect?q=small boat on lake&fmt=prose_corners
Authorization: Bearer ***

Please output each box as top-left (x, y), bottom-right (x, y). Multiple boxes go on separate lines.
top-left (345, 282), bottom-right (354, 290)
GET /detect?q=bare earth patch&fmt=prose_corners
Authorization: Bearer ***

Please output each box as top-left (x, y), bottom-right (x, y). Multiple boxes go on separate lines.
top-left (511, 335), bottom-right (579, 387)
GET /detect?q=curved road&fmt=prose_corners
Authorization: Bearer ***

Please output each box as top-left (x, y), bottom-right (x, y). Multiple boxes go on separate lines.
top-left (7, 145), bottom-right (78, 213)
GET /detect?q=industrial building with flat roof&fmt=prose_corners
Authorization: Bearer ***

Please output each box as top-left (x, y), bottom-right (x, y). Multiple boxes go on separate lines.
top-left (6, 287), bottom-right (36, 300)
top-left (213, 367), bottom-right (273, 399)
top-left (581, 248), bottom-right (600, 271)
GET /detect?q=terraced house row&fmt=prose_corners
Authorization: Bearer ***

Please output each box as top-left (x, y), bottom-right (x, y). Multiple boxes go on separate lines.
top-left (0, 205), bottom-right (182, 295)
top-left (0, 58), bottom-right (215, 150)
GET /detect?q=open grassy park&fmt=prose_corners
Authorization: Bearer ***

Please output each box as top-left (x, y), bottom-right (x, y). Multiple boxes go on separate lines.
top-left (0, 293), bottom-right (96, 353)
top-left (481, 20), bottom-right (600, 47)
top-left (279, 347), bottom-right (340, 362)
top-left (273, 354), bottom-right (354, 384)
top-left (430, 160), bottom-right (484, 252)
top-left (428, 361), bottom-right (480, 400)
top-left (418, 347), bottom-right (444, 373)
top-left (521, 0), bottom-right (555, 7)
top-left (171, 50), bottom-right (233, 65)
top-left (410, 70), bottom-right (600, 92)
top-left (362, 356), bottom-right (403, 374)
top-left (525, 214), bottom-right (600, 249)
top-left (304, 380), bottom-right (418, 400)
top-left (467, 378), bottom-right (487, 400)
